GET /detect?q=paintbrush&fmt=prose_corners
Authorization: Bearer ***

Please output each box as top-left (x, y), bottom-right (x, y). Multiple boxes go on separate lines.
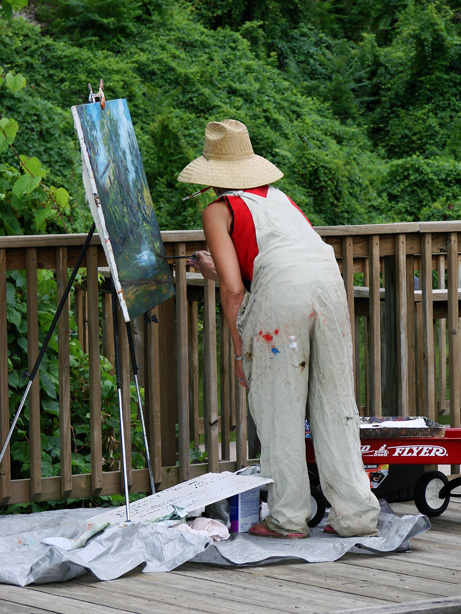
top-left (182, 186), bottom-right (211, 201)
top-left (165, 255), bottom-right (198, 260)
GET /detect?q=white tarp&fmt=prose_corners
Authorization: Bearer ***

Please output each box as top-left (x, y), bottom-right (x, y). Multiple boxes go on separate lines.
top-left (0, 500), bottom-right (430, 586)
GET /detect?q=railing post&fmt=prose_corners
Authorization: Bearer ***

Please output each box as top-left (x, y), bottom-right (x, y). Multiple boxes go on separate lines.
top-left (0, 249), bottom-right (10, 503)
top-left (368, 235), bottom-right (382, 416)
top-left (236, 383), bottom-right (248, 470)
top-left (102, 291), bottom-right (115, 374)
top-left (341, 236), bottom-right (356, 386)
top-left (57, 247), bottom-right (72, 498)
top-left (175, 243), bottom-right (190, 482)
top-left (203, 278), bottom-right (219, 473)
top-left (437, 255), bottom-right (447, 416)
top-left (382, 255), bottom-right (397, 416)
top-left (159, 297), bottom-right (177, 467)
top-left (219, 313), bottom-right (232, 460)
top-left (26, 248), bottom-right (41, 501)
top-left (395, 235), bottom-right (409, 416)
top-left (144, 306), bottom-right (162, 486)
top-left (188, 300), bottom-right (200, 450)
top-left (406, 255), bottom-right (417, 413)
top-left (421, 233), bottom-right (436, 421)
top-left (447, 235), bottom-right (461, 428)
top-left (87, 245), bottom-right (102, 496)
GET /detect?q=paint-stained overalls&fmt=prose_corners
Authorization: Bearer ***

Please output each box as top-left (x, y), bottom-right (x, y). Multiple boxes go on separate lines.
top-left (225, 185), bottom-right (380, 537)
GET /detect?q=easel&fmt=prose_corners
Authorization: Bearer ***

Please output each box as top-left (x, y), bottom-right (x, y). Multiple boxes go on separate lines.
top-left (0, 85), bottom-right (158, 522)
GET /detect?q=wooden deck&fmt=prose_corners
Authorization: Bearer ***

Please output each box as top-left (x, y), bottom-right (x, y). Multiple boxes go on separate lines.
top-left (1, 497), bottom-right (460, 614)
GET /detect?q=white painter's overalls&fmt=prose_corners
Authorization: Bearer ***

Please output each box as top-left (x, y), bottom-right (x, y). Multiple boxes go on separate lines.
top-left (231, 186), bottom-right (380, 537)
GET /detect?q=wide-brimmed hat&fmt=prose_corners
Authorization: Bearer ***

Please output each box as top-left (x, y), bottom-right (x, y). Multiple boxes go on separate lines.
top-left (177, 119), bottom-right (283, 189)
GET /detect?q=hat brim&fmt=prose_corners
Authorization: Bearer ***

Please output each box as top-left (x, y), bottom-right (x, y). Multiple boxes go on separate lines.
top-left (177, 154), bottom-right (283, 189)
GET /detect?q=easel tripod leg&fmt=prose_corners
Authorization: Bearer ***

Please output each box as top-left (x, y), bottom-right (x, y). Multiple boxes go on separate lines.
top-left (111, 279), bottom-right (131, 522)
top-left (125, 322), bottom-right (155, 494)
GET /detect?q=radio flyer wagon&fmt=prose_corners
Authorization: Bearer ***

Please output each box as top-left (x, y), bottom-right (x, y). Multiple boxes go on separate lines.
top-left (305, 417), bottom-right (461, 518)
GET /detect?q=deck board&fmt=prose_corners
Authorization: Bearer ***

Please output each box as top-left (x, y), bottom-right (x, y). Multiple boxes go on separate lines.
top-left (2, 498), bottom-right (460, 614)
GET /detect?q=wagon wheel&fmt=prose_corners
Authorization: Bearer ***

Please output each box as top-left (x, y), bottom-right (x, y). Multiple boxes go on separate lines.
top-left (414, 470), bottom-right (450, 517)
top-left (308, 486), bottom-right (326, 528)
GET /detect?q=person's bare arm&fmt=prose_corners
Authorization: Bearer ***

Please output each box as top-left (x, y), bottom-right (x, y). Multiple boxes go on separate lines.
top-left (202, 201), bottom-right (248, 388)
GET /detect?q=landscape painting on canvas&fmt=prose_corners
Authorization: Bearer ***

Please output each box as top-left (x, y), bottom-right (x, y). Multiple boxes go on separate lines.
top-left (73, 99), bottom-right (174, 320)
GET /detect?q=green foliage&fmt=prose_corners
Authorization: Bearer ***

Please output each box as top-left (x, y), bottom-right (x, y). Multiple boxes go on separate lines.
top-left (0, 65), bottom-right (89, 235)
top-left (380, 156), bottom-right (461, 220)
top-left (36, 0), bottom-right (144, 44)
top-left (1, 2), bottom-right (460, 229)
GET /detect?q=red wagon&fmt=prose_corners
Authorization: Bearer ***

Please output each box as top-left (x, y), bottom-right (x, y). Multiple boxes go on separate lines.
top-left (305, 417), bottom-right (461, 518)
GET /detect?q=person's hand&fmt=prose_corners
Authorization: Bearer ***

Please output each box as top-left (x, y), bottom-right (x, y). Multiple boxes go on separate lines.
top-left (235, 358), bottom-right (249, 390)
top-left (188, 250), bottom-right (219, 281)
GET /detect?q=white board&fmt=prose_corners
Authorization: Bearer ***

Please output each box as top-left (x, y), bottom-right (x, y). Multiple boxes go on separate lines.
top-left (89, 472), bottom-right (273, 526)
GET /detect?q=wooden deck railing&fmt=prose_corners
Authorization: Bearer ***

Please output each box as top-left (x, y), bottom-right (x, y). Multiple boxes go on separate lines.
top-left (0, 222), bottom-right (460, 505)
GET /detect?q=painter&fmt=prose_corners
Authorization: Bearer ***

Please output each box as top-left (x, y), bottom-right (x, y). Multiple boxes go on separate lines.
top-left (178, 119), bottom-right (381, 538)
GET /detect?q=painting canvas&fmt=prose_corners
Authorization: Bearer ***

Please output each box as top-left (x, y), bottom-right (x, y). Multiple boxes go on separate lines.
top-left (72, 99), bottom-right (174, 321)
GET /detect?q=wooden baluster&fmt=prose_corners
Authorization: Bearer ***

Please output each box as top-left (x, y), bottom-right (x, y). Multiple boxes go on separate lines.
top-left (188, 300), bottom-right (200, 452)
top-left (0, 249), bottom-right (10, 503)
top-left (203, 277), bottom-right (219, 473)
top-left (395, 234), bottom-right (409, 416)
top-left (75, 288), bottom-right (85, 350)
top-left (236, 383), bottom-right (248, 470)
top-left (87, 245), bottom-right (102, 496)
top-left (382, 256), bottom-right (397, 416)
top-left (83, 288), bottom-right (89, 353)
top-left (406, 256), bottom-right (417, 414)
top-left (354, 315), bottom-right (362, 412)
top-left (159, 297), bottom-right (176, 467)
top-left (363, 259), bottom-right (370, 415)
top-left (175, 243), bottom-right (190, 482)
top-left (415, 299), bottom-right (425, 415)
top-left (342, 236), bottom-right (355, 382)
top-left (437, 256), bottom-right (447, 417)
top-left (57, 247), bottom-right (72, 497)
top-left (26, 248), bottom-right (41, 500)
top-left (229, 328), bottom-right (237, 433)
top-left (145, 306), bottom-right (162, 486)
top-left (133, 316), bottom-right (145, 388)
top-left (421, 234), bottom-right (436, 421)
top-left (447, 234), bottom-right (460, 445)
top-left (102, 291), bottom-right (115, 374)
top-left (220, 312), bottom-right (231, 461)
top-left (368, 235), bottom-right (382, 416)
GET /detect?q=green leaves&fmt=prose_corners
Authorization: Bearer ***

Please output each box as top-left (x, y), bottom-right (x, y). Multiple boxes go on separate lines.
top-left (5, 71), bottom-right (26, 92)
top-left (0, 118), bottom-right (19, 152)
top-left (0, 0), bottom-right (28, 20)
top-left (51, 186), bottom-right (70, 209)
top-left (12, 156), bottom-right (46, 197)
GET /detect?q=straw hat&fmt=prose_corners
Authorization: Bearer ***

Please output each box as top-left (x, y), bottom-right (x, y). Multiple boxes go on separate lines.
top-left (177, 119), bottom-right (283, 189)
